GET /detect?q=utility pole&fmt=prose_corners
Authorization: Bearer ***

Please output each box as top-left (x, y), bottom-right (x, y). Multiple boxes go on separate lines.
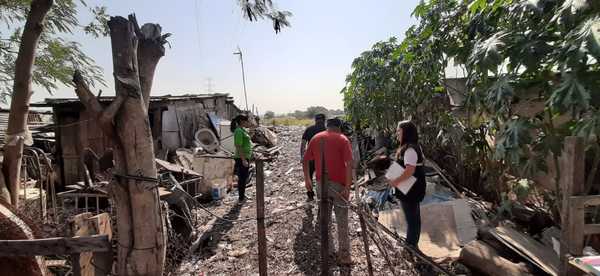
top-left (233, 46), bottom-right (249, 111)
top-left (205, 77), bottom-right (214, 93)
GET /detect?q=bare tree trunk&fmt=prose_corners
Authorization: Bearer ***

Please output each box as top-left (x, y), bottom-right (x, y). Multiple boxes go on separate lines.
top-left (134, 18), bottom-right (169, 110)
top-left (109, 16), bottom-right (165, 275)
top-left (73, 14), bottom-right (167, 276)
top-left (1, 0), bottom-right (53, 206)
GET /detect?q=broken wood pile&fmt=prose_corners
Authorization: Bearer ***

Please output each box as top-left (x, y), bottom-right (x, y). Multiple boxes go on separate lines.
top-left (354, 134), bottom-right (600, 276)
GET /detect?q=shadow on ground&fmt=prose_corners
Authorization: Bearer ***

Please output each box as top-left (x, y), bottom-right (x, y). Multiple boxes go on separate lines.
top-left (196, 202), bottom-right (243, 260)
top-left (293, 204), bottom-right (320, 275)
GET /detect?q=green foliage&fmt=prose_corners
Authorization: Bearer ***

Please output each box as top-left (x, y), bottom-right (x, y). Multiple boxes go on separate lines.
top-left (285, 106), bottom-right (343, 119)
top-left (237, 0), bottom-right (292, 33)
top-left (0, 0), bottom-right (108, 102)
top-left (265, 117), bottom-right (312, 127)
top-left (343, 0), bottom-right (600, 210)
top-left (263, 111), bottom-right (275, 119)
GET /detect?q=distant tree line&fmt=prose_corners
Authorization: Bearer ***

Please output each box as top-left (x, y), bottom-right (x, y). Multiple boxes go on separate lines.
top-left (263, 106), bottom-right (344, 120)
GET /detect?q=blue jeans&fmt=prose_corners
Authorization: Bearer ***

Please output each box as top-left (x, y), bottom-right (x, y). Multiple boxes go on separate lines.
top-left (401, 200), bottom-right (421, 247)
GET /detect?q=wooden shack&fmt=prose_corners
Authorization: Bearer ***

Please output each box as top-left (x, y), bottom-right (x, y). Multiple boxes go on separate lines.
top-left (32, 94), bottom-right (242, 189)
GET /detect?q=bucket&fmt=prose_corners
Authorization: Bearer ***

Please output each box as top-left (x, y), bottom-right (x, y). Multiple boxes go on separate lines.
top-left (212, 187), bottom-right (225, 200)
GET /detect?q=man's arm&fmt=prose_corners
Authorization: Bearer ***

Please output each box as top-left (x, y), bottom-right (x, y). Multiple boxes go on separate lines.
top-left (342, 138), bottom-right (353, 199)
top-left (300, 140), bottom-right (307, 161)
top-left (303, 158), bottom-right (313, 192)
top-left (302, 141), bottom-right (314, 192)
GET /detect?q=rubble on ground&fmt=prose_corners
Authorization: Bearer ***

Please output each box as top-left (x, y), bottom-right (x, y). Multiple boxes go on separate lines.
top-left (174, 126), bottom-right (427, 275)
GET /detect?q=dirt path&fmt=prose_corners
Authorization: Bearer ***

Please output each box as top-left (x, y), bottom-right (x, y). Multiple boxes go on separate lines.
top-left (175, 126), bottom-right (419, 275)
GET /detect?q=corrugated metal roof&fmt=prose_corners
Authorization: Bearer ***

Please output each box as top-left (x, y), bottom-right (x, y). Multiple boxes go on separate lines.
top-left (0, 110), bottom-right (54, 147)
top-left (31, 93), bottom-right (233, 107)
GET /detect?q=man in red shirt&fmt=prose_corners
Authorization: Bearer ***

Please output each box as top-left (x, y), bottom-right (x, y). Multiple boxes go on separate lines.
top-left (302, 117), bottom-right (353, 266)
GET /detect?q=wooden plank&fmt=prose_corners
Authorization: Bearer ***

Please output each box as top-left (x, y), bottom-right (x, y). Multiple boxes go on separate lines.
top-left (58, 192), bottom-right (109, 198)
top-left (89, 213), bottom-right (113, 276)
top-left (72, 212), bottom-right (95, 276)
top-left (71, 212), bottom-right (94, 236)
top-left (571, 195), bottom-right (600, 207)
top-left (255, 160), bottom-right (267, 276)
top-left (560, 137), bottom-right (585, 276)
top-left (490, 226), bottom-right (560, 276)
top-left (0, 235), bottom-right (111, 256)
top-left (155, 158), bottom-right (201, 177)
top-left (584, 224), bottom-right (600, 235)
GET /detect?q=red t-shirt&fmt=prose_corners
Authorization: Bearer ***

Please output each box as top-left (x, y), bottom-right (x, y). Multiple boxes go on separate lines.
top-left (303, 130), bottom-right (353, 186)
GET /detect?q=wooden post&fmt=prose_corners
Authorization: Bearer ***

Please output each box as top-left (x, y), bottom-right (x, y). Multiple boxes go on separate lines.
top-left (352, 134), bottom-right (374, 276)
top-left (560, 136), bottom-right (585, 276)
top-left (319, 138), bottom-right (330, 276)
top-left (359, 211), bottom-right (374, 276)
top-left (256, 159), bottom-right (268, 276)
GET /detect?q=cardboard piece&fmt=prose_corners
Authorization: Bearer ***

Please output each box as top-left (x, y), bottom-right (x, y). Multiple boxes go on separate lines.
top-left (378, 199), bottom-right (477, 259)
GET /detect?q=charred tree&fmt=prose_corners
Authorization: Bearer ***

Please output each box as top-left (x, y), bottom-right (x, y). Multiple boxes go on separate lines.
top-left (72, 14), bottom-right (169, 275)
top-left (1, 0), bottom-right (53, 206)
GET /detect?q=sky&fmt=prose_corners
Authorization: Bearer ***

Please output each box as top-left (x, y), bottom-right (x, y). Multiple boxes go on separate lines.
top-left (30, 0), bottom-right (421, 115)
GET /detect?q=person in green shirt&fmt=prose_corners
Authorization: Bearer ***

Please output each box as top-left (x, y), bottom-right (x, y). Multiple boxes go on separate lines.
top-left (231, 114), bottom-right (253, 201)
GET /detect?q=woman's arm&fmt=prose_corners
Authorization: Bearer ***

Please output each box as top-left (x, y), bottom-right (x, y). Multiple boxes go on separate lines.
top-left (390, 147), bottom-right (418, 187)
top-left (390, 165), bottom-right (415, 187)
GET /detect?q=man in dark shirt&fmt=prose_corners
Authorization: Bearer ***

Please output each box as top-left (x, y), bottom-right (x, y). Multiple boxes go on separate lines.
top-left (300, 113), bottom-right (326, 201)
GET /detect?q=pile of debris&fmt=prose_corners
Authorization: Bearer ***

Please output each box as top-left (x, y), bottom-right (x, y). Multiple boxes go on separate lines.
top-left (173, 126), bottom-right (429, 275)
top-left (355, 143), bottom-right (581, 276)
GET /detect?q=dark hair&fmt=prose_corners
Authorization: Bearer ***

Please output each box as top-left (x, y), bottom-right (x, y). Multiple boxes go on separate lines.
top-left (397, 120), bottom-right (418, 146)
top-left (231, 114), bottom-right (249, 132)
top-left (326, 118), bottom-right (342, 129)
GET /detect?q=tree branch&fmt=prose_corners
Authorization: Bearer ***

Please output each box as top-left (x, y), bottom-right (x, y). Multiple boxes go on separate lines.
top-left (73, 70), bottom-right (120, 138)
top-left (131, 13), bottom-right (170, 110)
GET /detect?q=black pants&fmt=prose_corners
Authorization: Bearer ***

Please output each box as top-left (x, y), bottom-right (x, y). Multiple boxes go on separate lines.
top-left (235, 158), bottom-right (250, 199)
top-left (401, 200), bottom-right (421, 247)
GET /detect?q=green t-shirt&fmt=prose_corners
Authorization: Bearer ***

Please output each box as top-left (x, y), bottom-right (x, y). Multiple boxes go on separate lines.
top-left (234, 127), bottom-right (253, 159)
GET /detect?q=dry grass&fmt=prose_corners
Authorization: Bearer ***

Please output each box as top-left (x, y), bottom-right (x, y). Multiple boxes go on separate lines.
top-left (264, 117), bottom-right (312, 126)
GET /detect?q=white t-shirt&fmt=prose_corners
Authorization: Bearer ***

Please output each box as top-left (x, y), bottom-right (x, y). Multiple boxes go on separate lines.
top-left (403, 148), bottom-right (418, 166)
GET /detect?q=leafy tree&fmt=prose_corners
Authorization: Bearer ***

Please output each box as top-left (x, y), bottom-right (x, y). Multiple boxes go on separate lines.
top-left (0, 0), bottom-right (291, 206)
top-left (343, 0), bottom-right (600, 219)
top-left (238, 0), bottom-right (292, 33)
top-left (0, 0), bottom-right (107, 101)
top-left (305, 106), bottom-right (329, 118)
top-left (0, 0), bottom-right (107, 206)
top-left (264, 110), bottom-right (275, 119)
